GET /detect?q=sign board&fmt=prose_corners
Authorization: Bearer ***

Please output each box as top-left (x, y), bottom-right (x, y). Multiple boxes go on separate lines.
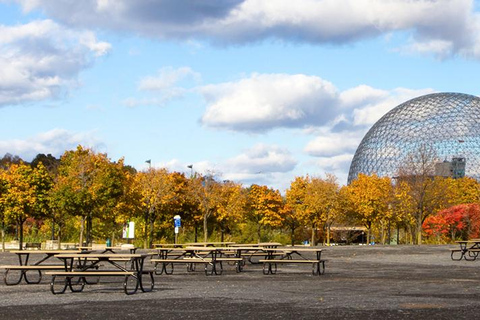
top-left (122, 221), bottom-right (135, 239)
top-left (174, 215), bottom-right (181, 234)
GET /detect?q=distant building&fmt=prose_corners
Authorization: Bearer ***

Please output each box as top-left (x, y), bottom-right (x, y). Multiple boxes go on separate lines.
top-left (435, 157), bottom-right (466, 179)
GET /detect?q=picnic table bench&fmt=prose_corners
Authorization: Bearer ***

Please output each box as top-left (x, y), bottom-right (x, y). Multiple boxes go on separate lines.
top-left (451, 240), bottom-right (480, 261)
top-left (0, 250), bottom-right (88, 285)
top-left (259, 248), bottom-right (326, 275)
top-left (48, 253), bottom-right (154, 295)
top-left (151, 247), bottom-right (243, 275)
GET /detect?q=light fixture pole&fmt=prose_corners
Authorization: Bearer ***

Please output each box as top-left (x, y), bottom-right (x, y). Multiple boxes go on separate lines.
top-left (187, 164), bottom-right (193, 177)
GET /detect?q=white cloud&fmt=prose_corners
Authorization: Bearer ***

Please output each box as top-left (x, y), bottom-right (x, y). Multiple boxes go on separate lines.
top-left (0, 128), bottom-right (103, 160)
top-left (200, 73), bottom-right (338, 132)
top-left (351, 87), bottom-right (435, 126)
top-left (226, 143), bottom-right (297, 174)
top-left (200, 73), bottom-right (435, 133)
top-left (15, 0), bottom-right (480, 59)
top-left (0, 19), bottom-right (111, 107)
top-left (305, 131), bottom-right (363, 157)
top-left (138, 67), bottom-right (201, 92)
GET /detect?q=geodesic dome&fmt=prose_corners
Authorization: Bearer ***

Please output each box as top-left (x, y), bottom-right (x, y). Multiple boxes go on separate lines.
top-left (348, 92), bottom-right (480, 183)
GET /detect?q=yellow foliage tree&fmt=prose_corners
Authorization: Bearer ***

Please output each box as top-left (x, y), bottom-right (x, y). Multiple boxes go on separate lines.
top-left (247, 184), bottom-right (284, 241)
top-left (214, 180), bottom-right (246, 242)
top-left (343, 173), bottom-right (393, 244)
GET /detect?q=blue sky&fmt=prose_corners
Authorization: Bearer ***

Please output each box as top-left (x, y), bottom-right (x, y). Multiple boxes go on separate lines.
top-left (1, 0), bottom-right (480, 191)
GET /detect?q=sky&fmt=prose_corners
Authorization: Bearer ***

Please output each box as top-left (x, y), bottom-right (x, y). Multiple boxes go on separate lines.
top-left (1, 0), bottom-right (480, 192)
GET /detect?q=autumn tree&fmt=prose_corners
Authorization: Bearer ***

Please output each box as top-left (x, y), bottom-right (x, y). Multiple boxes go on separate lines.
top-left (0, 169), bottom-right (7, 251)
top-left (304, 174), bottom-right (340, 246)
top-left (54, 146), bottom-right (126, 246)
top-left (396, 144), bottom-right (448, 244)
top-left (344, 173), bottom-right (393, 244)
top-left (137, 168), bottom-right (188, 248)
top-left (185, 172), bottom-right (222, 243)
top-left (284, 176), bottom-right (308, 245)
top-left (214, 180), bottom-right (246, 242)
top-left (423, 204), bottom-right (480, 242)
top-left (3, 162), bottom-right (52, 249)
top-left (247, 184), bottom-right (284, 241)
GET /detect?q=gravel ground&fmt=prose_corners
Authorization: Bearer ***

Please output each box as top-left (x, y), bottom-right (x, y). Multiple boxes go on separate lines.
top-left (1, 245), bottom-right (479, 319)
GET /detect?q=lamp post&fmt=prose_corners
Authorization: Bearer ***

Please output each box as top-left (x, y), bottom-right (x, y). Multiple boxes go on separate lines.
top-left (187, 164), bottom-right (193, 177)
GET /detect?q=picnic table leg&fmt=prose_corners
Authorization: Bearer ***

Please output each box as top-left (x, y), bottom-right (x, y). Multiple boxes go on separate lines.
top-left (67, 276), bottom-right (86, 292)
top-left (23, 269), bottom-right (42, 284)
top-left (3, 268), bottom-right (23, 286)
top-left (262, 262), bottom-right (277, 275)
top-left (50, 275), bottom-right (68, 294)
top-left (235, 259), bottom-right (244, 273)
top-left (123, 274), bottom-right (139, 295)
top-left (450, 250), bottom-right (464, 261)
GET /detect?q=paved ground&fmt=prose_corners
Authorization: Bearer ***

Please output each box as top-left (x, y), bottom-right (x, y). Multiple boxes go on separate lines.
top-left (1, 244), bottom-right (479, 319)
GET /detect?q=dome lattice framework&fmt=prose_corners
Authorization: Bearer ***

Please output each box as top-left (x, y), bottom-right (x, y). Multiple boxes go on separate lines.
top-left (348, 92), bottom-right (480, 183)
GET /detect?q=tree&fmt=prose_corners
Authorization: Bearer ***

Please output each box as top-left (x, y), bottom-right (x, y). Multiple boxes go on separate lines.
top-left (55, 146), bottom-right (126, 246)
top-left (304, 174), bottom-right (339, 246)
top-left (0, 169), bottom-right (7, 251)
top-left (343, 173), bottom-right (392, 244)
top-left (3, 162), bottom-right (52, 249)
top-left (214, 180), bottom-right (246, 242)
top-left (423, 204), bottom-right (480, 242)
top-left (137, 168), bottom-right (187, 248)
top-left (186, 172), bottom-right (222, 243)
top-left (396, 144), bottom-right (448, 244)
top-left (247, 184), bottom-right (284, 241)
top-left (285, 176), bottom-right (308, 246)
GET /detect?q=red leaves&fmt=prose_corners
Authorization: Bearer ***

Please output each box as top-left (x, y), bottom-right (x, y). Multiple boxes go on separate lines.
top-left (423, 203), bottom-right (480, 240)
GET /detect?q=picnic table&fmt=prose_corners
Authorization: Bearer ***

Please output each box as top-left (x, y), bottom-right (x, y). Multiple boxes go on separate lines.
top-left (259, 247), bottom-right (326, 275)
top-left (103, 246), bottom-right (137, 254)
top-left (48, 253), bottom-right (154, 295)
top-left (0, 250), bottom-right (88, 285)
top-left (151, 246), bottom-right (245, 275)
top-left (183, 242), bottom-right (236, 247)
top-left (451, 239), bottom-right (480, 261)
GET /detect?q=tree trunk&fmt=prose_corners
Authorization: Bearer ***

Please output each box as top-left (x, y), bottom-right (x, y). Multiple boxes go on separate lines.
top-left (257, 223), bottom-right (262, 242)
top-left (143, 210), bottom-right (149, 249)
top-left (1, 218), bottom-right (5, 252)
top-left (57, 225), bottom-right (62, 250)
top-left (79, 216), bottom-right (85, 247)
top-left (290, 225), bottom-right (295, 246)
top-left (203, 212), bottom-right (209, 243)
top-left (86, 214), bottom-right (92, 246)
top-left (194, 224), bottom-right (198, 242)
top-left (310, 223), bottom-right (316, 246)
top-left (149, 217), bottom-right (155, 248)
top-left (326, 223), bottom-right (331, 246)
top-left (416, 220), bottom-right (423, 245)
top-left (19, 219), bottom-right (24, 250)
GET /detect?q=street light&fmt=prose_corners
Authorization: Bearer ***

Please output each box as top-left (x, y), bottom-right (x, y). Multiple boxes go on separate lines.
top-left (187, 164), bottom-right (193, 177)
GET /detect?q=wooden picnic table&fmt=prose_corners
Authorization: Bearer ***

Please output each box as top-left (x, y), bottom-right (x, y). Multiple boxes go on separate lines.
top-left (153, 243), bottom-right (184, 248)
top-left (103, 246), bottom-right (137, 254)
top-left (48, 253), bottom-right (154, 295)
top-left (183, 242), bottom-right (236, 247)
top-left (259, 247), bottom-right (325, 275)
top-left (0, 249), bottom-right (89, 285)
top-left (451, 240), bottom-right (480, 261)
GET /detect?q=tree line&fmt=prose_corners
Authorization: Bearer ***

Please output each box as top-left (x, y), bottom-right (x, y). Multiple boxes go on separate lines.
top-left (0, 145), bottom-right (479, 249)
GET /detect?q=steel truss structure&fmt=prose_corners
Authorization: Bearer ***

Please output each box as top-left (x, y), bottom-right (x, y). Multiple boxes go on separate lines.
top-left (348, 92), bottom-right (480, 183)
